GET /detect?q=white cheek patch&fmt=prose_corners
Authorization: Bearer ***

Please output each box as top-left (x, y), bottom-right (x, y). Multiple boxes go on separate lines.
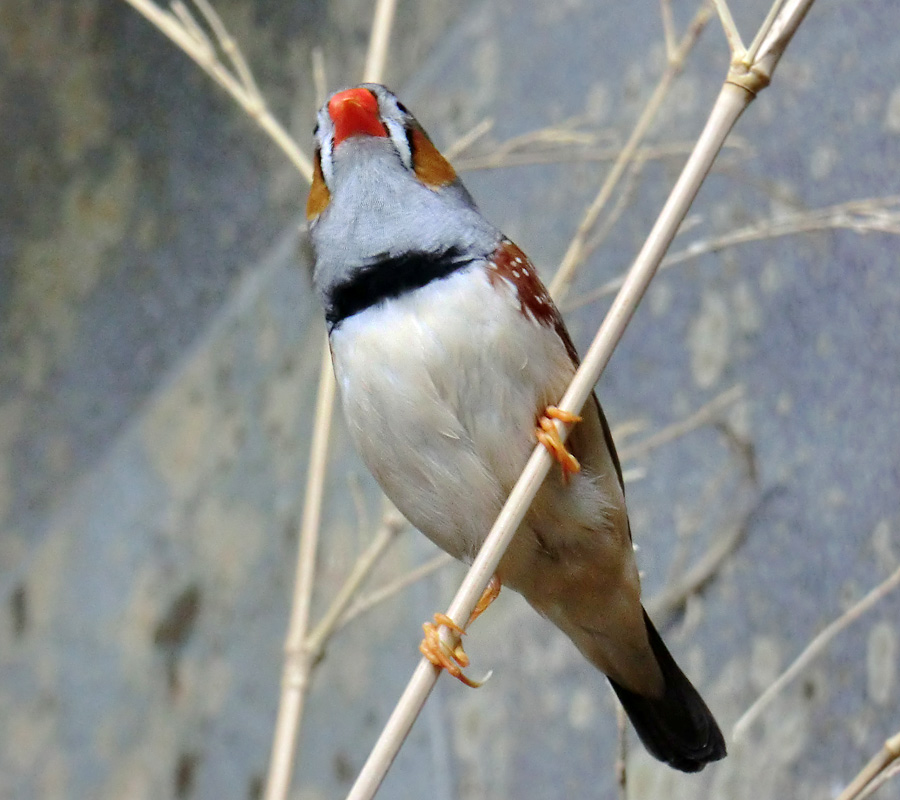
top-left (317, 111), bottom-right (336, 186)
top-left (382, 117), bottom-right (412, 169)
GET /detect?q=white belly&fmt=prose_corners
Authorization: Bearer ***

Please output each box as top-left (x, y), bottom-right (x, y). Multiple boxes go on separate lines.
top-left (329, 266), bottom-right (575, 560)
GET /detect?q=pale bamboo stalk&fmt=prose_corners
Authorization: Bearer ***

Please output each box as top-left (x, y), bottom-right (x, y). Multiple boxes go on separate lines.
top-left (346, 0), bottom-right (817, 792)
top-left (732, 563), bottom-right (900, 742)
top-left (836, 731), bottom-right (900, 800)
top-left (744, 0), bottom-right (787, 66)
top-left (264, 341), bottom-right (336, 800)
top-left (121, 0), bottom-right (401, 795)
top-left (347, 86), bottom-right (750, 799)
top-left (121, 0), bottom-right (313, 181)
top-left (712, 0), bottom-right (745, 56)
top-left (856, 761), bottom-right (900, 800)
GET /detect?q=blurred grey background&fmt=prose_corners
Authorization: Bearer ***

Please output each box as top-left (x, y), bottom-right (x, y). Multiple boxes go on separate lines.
top-left (2, 0), bottom-right (900, 798)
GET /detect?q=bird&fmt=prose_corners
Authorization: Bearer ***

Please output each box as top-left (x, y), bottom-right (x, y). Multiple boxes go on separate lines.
top-left (305, 83), bottom-right (726, 773)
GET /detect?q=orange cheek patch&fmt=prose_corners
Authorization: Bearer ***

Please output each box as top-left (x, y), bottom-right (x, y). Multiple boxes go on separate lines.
top-left (410, 128), bottom-right (457, 188)
top-left (306, 154), bottom-right (331, 220)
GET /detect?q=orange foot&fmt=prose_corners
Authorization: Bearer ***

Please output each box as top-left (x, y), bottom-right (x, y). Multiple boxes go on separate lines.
top-left (419, 576), bottom-right (502, 688)
top-left (536, 405), bottom-right (582, 481)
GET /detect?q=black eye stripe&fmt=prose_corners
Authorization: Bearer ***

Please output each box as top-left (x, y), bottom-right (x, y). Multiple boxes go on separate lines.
top-left (396, 101), bottom-right (408, 114)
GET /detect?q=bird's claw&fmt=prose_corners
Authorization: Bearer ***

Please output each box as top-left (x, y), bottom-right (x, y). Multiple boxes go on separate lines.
top-left (419, 578), bottom-right (502, 689)
top-left (536, 405), bottom-right (581, 480)
top-left (420, 614), bottom-right (485, 688)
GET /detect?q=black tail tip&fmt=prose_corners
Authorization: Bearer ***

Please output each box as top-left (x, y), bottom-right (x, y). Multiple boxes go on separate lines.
top-left (610, 610), bottom-right (727, 773)
top-left (610, 677), bottom-right (727, 772)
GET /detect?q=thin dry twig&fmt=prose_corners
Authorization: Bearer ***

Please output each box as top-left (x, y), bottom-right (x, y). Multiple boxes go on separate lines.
top-left (265, 3), bottom-right (403, 796)
top-left (564, 195), bottom-right (900, 311)
top-left (836, 731), bottom-right (900, 800)
top-left (548, 3), bottom-right (713, 300)
top-left (617, 385), bottom-right (744, 462)
top-left (581, 154), bottom-right (649, 263)
top-left (712, 0), bottom-right (746, 56)
top-left (733, 564), bottom-right (900, 741)
top-left (646, 419), bottom-right (758, 625)
top-left (170, 1), bottom-right (213, 52)
top-left (660, 0), bottom-right (677, 60)
top-left (312, 46), bottom-right (327, 108)
top-left (647, 506), bottom-right (749, 625)
top-left (336, 553), bottom-right (455, 632)
top-left (745, 0), bottom-right (787, 66)
top-left (468, 113), bottom-right (613, 162)
top-left (265, 341), bottom-right (336, 800)
top-left (122, 0), bottom-right (313, 181)
top-left (362, 0), bottom-right (398, 85)
top-left (444, 117), bottom-right (495, 161)
top-left (193, 0), bottom-right (263, 104)
top-left (304, 508), bottom-right (408, 665)
top-left (615, 699), bottom-right (629, 800)
top-left (457, 140), bottom-right (733, 172)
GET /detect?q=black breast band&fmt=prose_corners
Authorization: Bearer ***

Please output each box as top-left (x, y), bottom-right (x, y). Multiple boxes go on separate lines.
top-left (325, 246), bottom-right (475, 329)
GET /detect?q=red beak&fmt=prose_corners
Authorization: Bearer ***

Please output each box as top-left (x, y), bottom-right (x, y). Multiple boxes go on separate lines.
top-left (328, 88), bottom-right (388, 147)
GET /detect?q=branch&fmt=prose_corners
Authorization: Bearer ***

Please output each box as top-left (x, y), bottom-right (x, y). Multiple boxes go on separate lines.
top-left (563, 195), bottom-right (900, 311)
top-left (122, 0), bottom-right (313, 181)
top-left (455, 139), bottom-right (745, 172)
top-left (548, 3), bottom-right (713, 299)
top-left (303, 508), bottom-right (407, 665)
top-left (346, 2), bottom-right (817, 797)
top-left (617, 384), bottom-right (744, 462)
top-left (732, 563), bottom-right (900, 741)
top-left (265, 341), bottom-right (336, 800)
top-left (335, 553), bottom-right (455, 632)
top-left (267, 0), bottom-right (399, 796)
top-left (362, 0), bottom-right (398, 85)
top-left (835, 731), bottom-right (900, 800)
top-left (615, 699), bottom-right (628, 800)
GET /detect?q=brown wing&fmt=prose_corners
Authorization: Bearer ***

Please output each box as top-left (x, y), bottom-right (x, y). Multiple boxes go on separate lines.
top-left (487, 238), bottom-right (626, 492)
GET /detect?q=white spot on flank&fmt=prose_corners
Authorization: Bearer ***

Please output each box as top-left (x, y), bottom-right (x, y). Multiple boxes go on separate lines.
top-left (512, 270), bottom-right (520, 278)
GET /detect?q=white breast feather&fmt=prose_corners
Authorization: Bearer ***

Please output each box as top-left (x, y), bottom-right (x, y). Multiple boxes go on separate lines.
top-left (329, 267), bottom-right (575, 559)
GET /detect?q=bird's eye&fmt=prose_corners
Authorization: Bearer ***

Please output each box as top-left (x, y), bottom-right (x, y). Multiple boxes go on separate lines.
top-left (313, 122), bottom-right (320, 137)
top-left (396, 101), bottom-right (409, 114)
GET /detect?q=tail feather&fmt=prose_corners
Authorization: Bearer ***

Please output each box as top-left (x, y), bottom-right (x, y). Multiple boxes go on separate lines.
top-left (608, 609), bottom-right (726, 773)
